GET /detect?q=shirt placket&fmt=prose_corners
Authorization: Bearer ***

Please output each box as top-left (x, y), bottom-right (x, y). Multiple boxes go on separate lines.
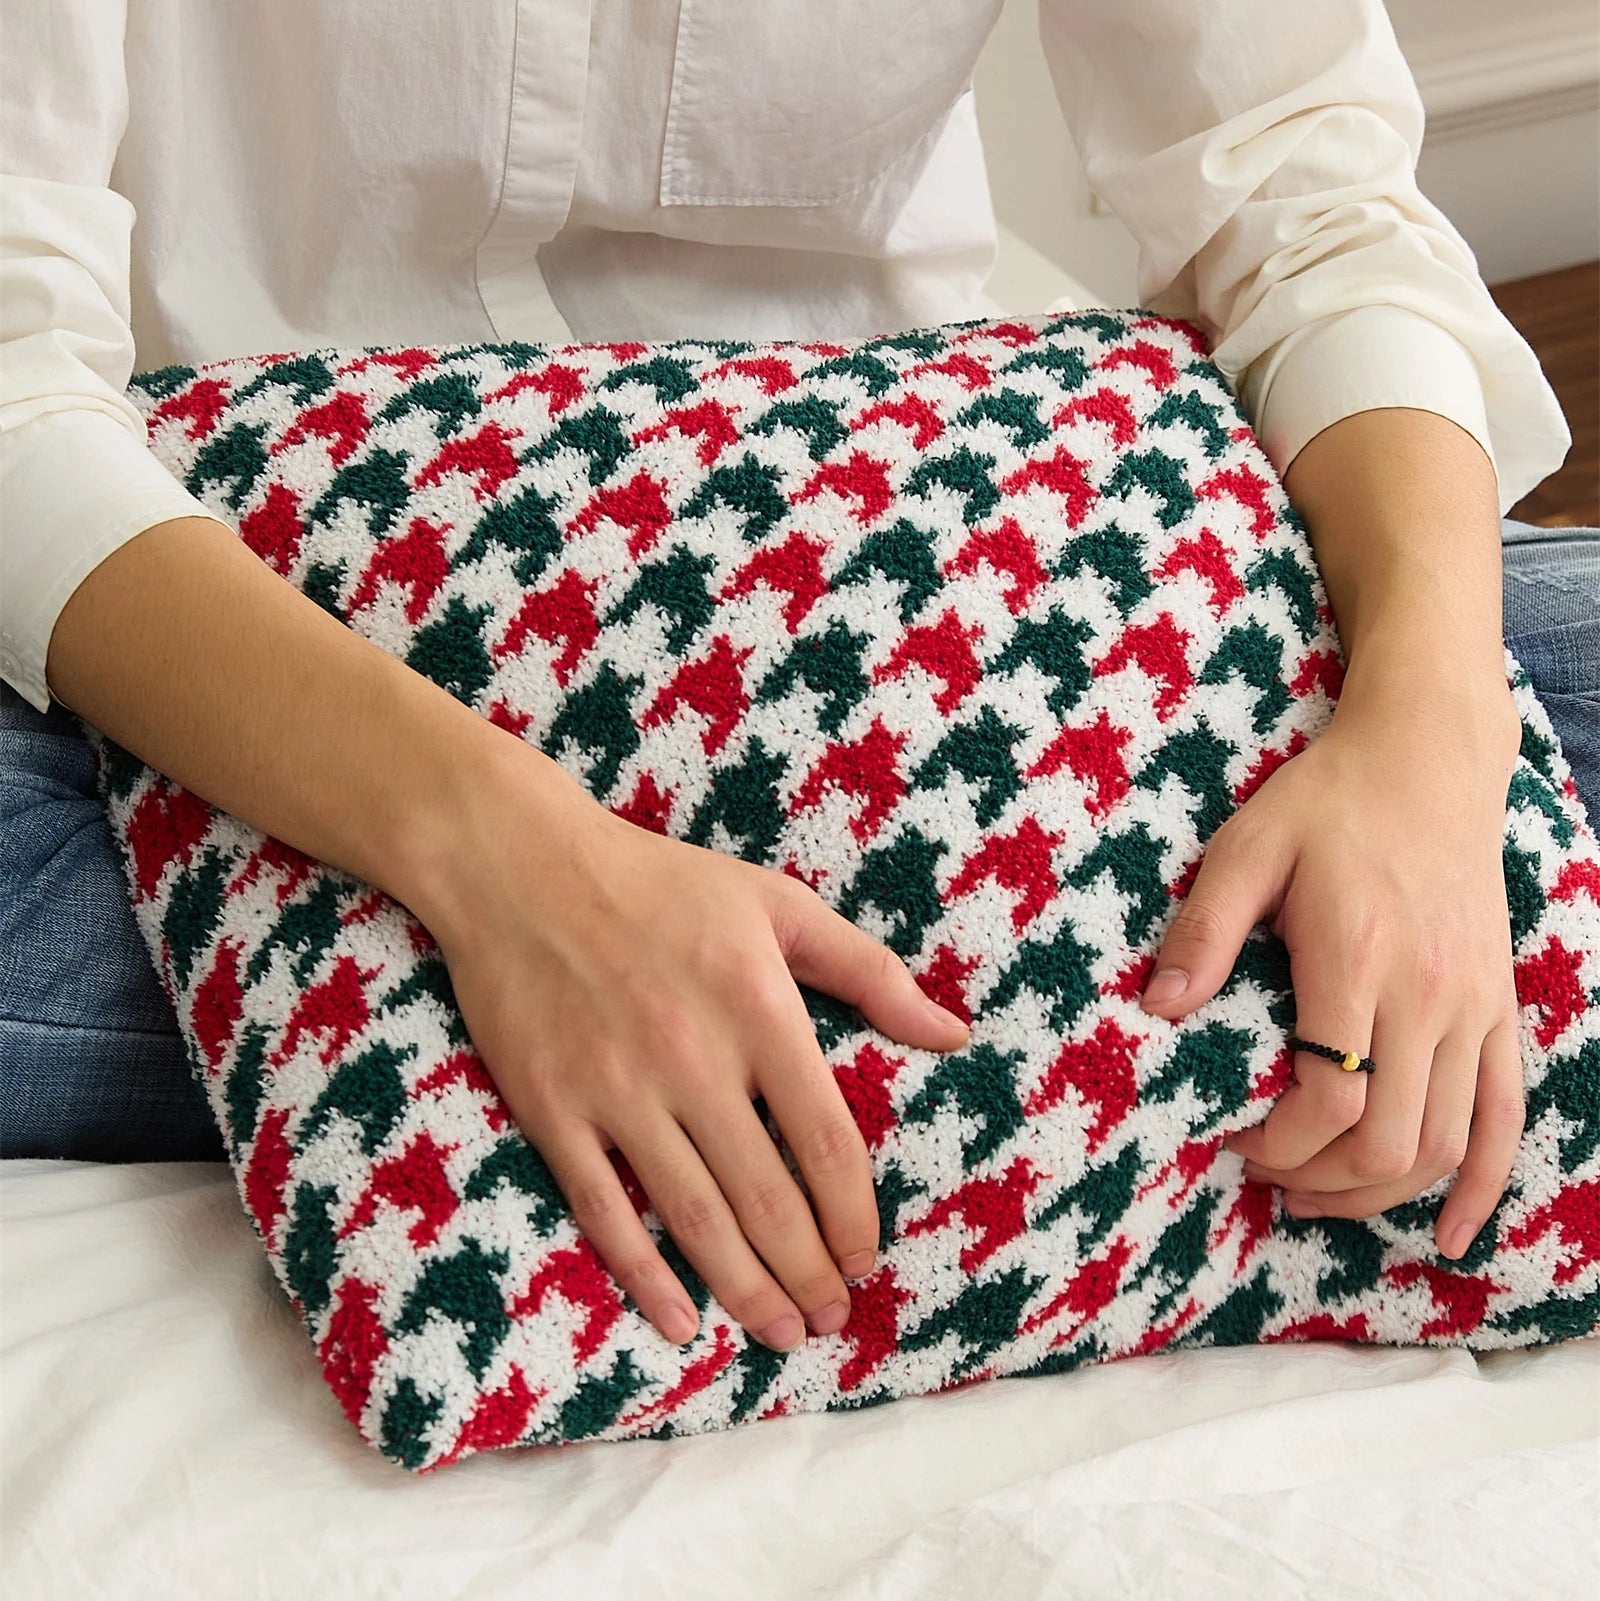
top-left (475, 0), bottom-right (593, 346)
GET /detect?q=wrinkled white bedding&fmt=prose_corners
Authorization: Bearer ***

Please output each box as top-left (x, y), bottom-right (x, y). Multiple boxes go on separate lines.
top-left (2, 1158), bottom-right (1595, 1600)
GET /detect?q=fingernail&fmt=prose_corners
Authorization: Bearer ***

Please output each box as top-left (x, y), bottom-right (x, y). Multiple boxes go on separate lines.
top-left (808, 1299), bottom-right (851, 1335)
top-left (1284, 1195), bottom-right (1322, 1217)
top-left (840, 1249), bottom-right (877, 1280)
top-left (659, 1304), bottom-right (698, 1343)
top-left (1142, 968), bottom-right (1189, 1007)
top-left (925, 996), bottom-right (967, 1030)
top-left (1439, 1220), bottom-right (1473, 1259)
top-left (761, 1313), bottom-right (805, 1351)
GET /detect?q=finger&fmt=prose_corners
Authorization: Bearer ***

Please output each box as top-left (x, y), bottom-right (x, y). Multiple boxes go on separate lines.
top-left (1224, 1035), bottom-right (1372, 1173)
top-left (612, 1103), bottom-right (813, 1353)
top-left (1433, 1015), bottom-right (1526, 1259)
top-left (1140, 811), bottom-right (1286, 1019)
top-left (1274, 1024), bottom-right (1481, 1219)
top-left (1249, 1002), bottom-right (1439, 1193)
top-left (745, 977), bottom-right (881, 1283)
top-left (531, 1119), bottom-right (705, 1348)
top-left (674, 1072), bottom-right (855, 1337)
top-left (765, 872), bottom-right (969, 1051)
top-left (1223, 954), bottom-right (1375, 1171)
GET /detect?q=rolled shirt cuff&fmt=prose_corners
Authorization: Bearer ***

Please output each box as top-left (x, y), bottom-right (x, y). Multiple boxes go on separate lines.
top-left (0, 408), bottom-right (234, 713)
top-left (1235, 302), bottom-right (1514, 515)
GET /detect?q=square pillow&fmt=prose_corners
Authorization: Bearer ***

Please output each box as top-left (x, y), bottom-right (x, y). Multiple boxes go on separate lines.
top-left (90, 309), bottom-right (1600, 1472)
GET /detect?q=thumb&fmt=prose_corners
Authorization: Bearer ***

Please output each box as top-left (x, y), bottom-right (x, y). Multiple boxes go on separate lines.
top-left (766, 876), bottom-right (970, 1051)
top-left (1140, 817), bottom-right (1285, 1019)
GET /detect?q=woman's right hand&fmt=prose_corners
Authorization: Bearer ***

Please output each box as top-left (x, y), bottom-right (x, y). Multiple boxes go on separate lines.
top-left (43, 510), bottom-right (968, 1355)
top-left (404, 735), bottom-right (971, 1354)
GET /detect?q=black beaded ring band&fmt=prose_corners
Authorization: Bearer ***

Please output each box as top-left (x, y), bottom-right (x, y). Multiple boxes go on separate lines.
top-left (1287, 1034), bottom-right (1376, 1075)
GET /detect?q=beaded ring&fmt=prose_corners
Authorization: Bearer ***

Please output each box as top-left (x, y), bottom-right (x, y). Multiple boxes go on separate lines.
top-left (1287, 1033), bottom-right (1377, 1075)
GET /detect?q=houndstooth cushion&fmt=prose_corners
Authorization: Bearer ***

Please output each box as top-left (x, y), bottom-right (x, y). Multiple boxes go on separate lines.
top-left (89, 308), bottom-right (1600, 1472)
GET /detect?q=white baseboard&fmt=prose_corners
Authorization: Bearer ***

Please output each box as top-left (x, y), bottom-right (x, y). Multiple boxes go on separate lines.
top-left (1408, 12), bottom-right (1599, 141)
top-left (1409, 12), bottom-right (1599, 281)
top-left (978, 2), bottom-right (1598, 302)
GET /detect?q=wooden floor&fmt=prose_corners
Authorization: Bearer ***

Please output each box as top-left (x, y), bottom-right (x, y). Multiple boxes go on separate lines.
top-left (1488, 260), bottom-right (1598, 527)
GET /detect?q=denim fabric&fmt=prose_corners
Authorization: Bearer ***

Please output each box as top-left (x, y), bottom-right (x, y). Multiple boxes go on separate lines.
top-left (2, 515), bottom-right (1597, 1163)
top-left (1500, 519), bottom-right (1600, 816)
top-left (0, 685), bottom-right (228, 1161)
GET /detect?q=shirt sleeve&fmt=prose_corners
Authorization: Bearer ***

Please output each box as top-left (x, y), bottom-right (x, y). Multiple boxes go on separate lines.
top-left (1034, 0), bottom-right (1572, 519)
top-left (0, 0), bottom-right (231, 714)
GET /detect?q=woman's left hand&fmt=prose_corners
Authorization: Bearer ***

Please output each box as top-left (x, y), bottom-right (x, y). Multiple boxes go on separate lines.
top-left (1137, 668), bottom-right (1527, 1260)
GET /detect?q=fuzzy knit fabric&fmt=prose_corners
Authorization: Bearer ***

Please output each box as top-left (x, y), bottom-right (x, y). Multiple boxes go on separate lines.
top-left (90, 309), bottom-right (1600, 1473)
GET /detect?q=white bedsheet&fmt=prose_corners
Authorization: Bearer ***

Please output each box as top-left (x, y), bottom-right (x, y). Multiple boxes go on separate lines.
top-left (2, 1158), bottom-right (1595, 1600)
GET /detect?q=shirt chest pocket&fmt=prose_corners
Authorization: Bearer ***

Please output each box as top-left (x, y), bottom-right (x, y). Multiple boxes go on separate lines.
top-left (658, 0), bottom-right (1002, 208)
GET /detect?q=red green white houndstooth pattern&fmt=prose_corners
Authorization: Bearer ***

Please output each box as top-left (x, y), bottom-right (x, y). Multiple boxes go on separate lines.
top-left (91, 309), bottom-right (1600, 1473)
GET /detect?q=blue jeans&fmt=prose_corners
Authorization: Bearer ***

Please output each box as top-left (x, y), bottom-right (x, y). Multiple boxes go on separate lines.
top-left (3, 517), bottom-right (1598, 1163)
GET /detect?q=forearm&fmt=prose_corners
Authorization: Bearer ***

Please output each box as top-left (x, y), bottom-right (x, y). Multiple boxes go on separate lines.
top-left (1280, 406), bottom-right (1521, 753)
top-left (45, 514), bottom-right (585, 926)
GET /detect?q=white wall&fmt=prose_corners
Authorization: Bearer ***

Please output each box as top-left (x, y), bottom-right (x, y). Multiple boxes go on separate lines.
top-left (975, 0), bottom-right (1600, 305)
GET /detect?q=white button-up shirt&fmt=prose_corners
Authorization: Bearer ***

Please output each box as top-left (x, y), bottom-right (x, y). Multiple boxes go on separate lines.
top-left (0, 0), bottom-right (1571, 713)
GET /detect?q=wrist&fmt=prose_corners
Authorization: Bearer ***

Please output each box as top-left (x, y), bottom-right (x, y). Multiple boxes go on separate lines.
top-left (381, 691), bottom-right (597, 942)
top-left (1333, 639), bottom-right (1522, 774)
